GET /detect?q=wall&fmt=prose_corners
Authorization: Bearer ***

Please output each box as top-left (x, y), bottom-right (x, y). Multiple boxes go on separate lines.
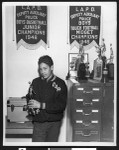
top-left (3, 2), bottom-right (117, 143)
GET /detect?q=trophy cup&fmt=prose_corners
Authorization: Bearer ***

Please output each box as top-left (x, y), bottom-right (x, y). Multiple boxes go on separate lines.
top-left (94, 38), bottom-right (108, 82)
top-left (26, 82), bottom-right (40, 116)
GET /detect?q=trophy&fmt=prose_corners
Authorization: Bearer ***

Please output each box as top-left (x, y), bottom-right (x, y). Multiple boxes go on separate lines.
top-left (106, 44), bottom-right (114, 80)
top-left (77, 40), bottom-right (87, 81)
top-left (26, 82), bottom-right (40, 116)
top-left (94, 38), bottom-right (108, 82)
top-left (109, 43), bottom-right (114, 63)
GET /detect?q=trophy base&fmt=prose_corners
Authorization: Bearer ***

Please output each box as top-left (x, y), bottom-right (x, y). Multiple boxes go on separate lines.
top-left (107, 63), bottom-right (114, 80)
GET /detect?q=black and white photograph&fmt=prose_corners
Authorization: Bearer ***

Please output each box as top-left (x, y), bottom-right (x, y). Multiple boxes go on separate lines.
top-left (2, 1), bottom-right (117, 147)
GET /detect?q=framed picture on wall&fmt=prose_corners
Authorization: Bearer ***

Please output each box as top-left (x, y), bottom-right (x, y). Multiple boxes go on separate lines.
top-left (68, 53), bottom-right (78, 72)
top-left (68, 53), bottom-right (89, 71)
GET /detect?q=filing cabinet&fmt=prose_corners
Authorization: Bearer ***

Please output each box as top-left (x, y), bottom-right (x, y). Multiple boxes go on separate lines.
top-left (66, 79), bottom-right (114, 142)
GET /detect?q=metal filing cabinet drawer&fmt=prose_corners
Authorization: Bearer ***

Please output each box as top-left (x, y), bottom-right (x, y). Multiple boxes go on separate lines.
top-left (73, 119), bottom-right (100, 130)
top-left (73, 86), bottom-right (101, 94)
top-left (73, 129), bottom-right (100, 142)
top-left (73, 86), bottom-right (102, 99)
top-left (74, 98), bottom-right (101, 108)
top-left (72, 108), bottom-right (100, 121)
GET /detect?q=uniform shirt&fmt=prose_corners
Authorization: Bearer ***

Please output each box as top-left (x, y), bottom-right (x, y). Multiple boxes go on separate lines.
top-left (31, 75), bottom-right (67, 122)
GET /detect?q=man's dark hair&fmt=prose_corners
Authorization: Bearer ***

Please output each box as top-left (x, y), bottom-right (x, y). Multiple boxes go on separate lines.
top-left (38, 55), bottom-right (54, 67)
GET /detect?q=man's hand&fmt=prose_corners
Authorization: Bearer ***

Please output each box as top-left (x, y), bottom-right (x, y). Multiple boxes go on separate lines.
top-left (28, 99), bottom-right (41, 109)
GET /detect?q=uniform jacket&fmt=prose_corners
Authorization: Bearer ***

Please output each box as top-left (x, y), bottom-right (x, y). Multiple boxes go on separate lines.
top-left (30, 75), bottom-right (67, 122)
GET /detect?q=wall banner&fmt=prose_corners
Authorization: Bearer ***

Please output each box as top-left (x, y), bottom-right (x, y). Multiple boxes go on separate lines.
top-left (70, 6), bottom-right (101, 50)
top-left (16, 6), bottom-right (47, 50)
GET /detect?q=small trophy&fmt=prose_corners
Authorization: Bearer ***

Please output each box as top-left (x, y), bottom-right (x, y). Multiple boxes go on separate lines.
top-left (109, 43), bottom-right (114, 63)
top-left (77, 40), bottom-right (87, 81)
top-left (26, 82), bottom-right (40, 116)
top-left (106, 44), bottom-right (114, 80)
top-left (95, 38), bottom-right (106, 58)
top-left (94, 38), bottom-right (108, 82)
top-left (101, 38), bottom-right (106, 56)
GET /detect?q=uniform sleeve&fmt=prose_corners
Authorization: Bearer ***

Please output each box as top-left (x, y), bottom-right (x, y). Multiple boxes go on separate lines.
top-left (45, 80), bottom-right (67, 114)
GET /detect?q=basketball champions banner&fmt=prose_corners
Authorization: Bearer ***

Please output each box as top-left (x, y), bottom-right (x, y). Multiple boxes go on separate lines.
top-left (70, 6), bottom-right (101, 50)
top-left (16, 6), bottom-right (47, 50)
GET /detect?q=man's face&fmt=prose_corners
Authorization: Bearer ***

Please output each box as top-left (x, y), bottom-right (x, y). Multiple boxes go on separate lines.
top-left (39, 62), bottom-right (53, 79)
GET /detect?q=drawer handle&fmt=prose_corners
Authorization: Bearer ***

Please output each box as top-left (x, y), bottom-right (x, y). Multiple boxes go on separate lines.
top-left (83, 132), bottom-right (98, 136)
top-left (83, 133), bottom-right (92, 136)
top-left (76, 110), bottom-right (91, 115)
top-left (83, 102), bottom-right (93, 105)
top-left (83, 111), bottom-right (92, 116)
top-left (75, 131), bottom-right (98, 136)
top-left (83, 133), bottom-right (91, 136)
top-left (83, 112), bottom-right (91, 115)
top-left (82, 122), bottom-right (91, 126)
top-left (76, 109), bottom-right (99, 115)
top-left (76, 121), bottom-right (92, 127)
top-left (83, 91), bottom-right (93, 94)
top-left (76, 120), bottom-right (99, 125)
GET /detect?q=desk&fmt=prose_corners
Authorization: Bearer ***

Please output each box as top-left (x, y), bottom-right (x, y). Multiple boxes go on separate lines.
top-left (6, 120), bottom-right (33, 138)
